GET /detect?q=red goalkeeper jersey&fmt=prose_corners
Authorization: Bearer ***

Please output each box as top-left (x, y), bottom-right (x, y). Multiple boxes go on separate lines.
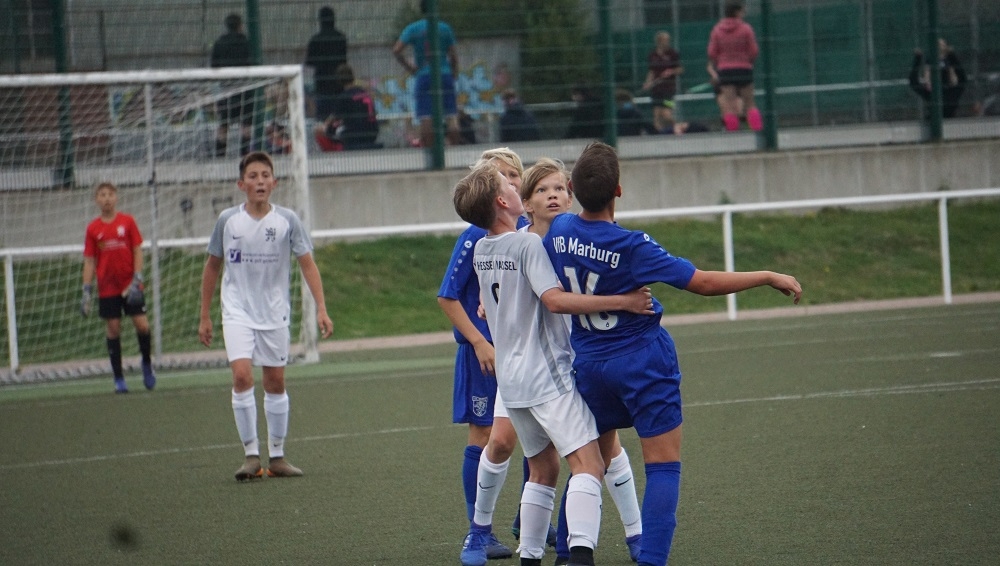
top-left (83, 212), bottom-right (143, 298)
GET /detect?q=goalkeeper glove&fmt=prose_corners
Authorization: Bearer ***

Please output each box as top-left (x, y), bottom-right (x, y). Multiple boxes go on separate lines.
top-left (123, 273), bottom-right (145, 307)
top-left (80, 284), bottom-right (93, 317)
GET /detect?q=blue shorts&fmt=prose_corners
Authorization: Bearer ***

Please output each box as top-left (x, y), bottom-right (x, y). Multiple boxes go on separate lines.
top-left (414, 73), bottom-right (457, 120)
top-left (573, 330), bottom-right (683, 438)
top-left (452, 342), bottom-right (497, 426)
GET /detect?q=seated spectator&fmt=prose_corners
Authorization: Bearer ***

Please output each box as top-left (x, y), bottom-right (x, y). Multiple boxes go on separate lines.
top-left (615, 88), bottom-right (657, 136)
top-left (656, 100), bottom-right (711, 135)
top-left (564, 84), bottom-right (605, 140)
top-left (499, 89), bottom-right (541, 142)
top-left (457, 107), bottom-right (477, 145)
top-left (315, 63), bottom-right (381, 151)
top-left (265, 122), bottom-right (292, 154)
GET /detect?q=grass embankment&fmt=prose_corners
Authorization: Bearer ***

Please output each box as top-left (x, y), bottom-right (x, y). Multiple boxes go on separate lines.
top-left (318, 200), bottom-right (1000, 339)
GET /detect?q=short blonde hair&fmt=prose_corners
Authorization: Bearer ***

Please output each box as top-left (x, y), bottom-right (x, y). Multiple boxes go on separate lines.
top-left (453, 161), bottom-right (502, 230)
top-left (474, 147), bottom-right (524, 176)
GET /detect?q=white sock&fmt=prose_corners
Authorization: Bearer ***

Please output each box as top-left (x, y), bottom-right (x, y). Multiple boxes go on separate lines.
top-left (605, 448), bottom-right (642, 537)
top-left (566, 473), bottom-right (603, 550)
top-left (473, 455), bottom-right (510, 527)
top-left (264, 391), bottom-right (290, 459)
top-left (517, 482), bottom-right (555, 560)
top-left (231, 388), bottom-right (258, 457)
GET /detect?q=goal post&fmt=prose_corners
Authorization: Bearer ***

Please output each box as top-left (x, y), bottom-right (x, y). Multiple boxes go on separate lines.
top-left (0, 65), bottom-right (318, 383)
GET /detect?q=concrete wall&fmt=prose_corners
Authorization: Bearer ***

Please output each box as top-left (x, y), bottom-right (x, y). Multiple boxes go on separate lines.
top-left (309, 138), bottom-right (1000, 234)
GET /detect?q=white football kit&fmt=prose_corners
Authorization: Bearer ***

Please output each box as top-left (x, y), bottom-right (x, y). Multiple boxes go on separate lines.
top-left (474, 231), bottom-right (597, 457)
top-left (208, 203), bottom-right (312, 364)
top-left (208, 203), bottom-right (312, 329)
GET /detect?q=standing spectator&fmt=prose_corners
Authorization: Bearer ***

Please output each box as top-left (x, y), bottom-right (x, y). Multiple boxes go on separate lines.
top-left (499, 89), bottom-right (541, 143)
top-left (392, 0), bottom-right (460, 148)
top-left (564, 85), bottom-right (605, 140)
top-left (210, 13), bottom-right (253, 157)
top-left (642, 31), bottom-right (684, 133)
top-left (305, 6), bottom-right (348, 121)
top-left (81, 182), bottom-right (156, 394)
top-left (707, 1), bottom-right (762, 132)
top-left (909, 39), bottom-right (967, 118)
top-left (198, 151), bottom-right (334, 482)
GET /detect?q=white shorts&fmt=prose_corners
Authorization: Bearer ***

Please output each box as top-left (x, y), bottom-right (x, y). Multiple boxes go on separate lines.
top-left (494, 389), bottom-right (509, 419)
top-left (507, 390), bottom-right (598, 458)
top-left (222, 324), bottom-right (291, 367)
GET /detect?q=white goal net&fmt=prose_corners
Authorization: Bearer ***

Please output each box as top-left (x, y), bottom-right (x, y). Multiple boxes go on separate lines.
top-left (0, 65), bottom-right (316, 384)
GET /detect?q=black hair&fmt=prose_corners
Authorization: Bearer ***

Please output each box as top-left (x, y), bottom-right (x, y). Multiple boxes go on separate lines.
top-left (224, 13), bottom-right (242, 33)
top-left (319, 6), bottom-right (335, 25)
top-left (725, 2), bottom-right (744, 18)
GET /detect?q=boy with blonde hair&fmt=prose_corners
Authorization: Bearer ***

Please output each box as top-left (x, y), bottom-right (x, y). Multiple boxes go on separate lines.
top-left (453, 160), bottom-right (653, 566)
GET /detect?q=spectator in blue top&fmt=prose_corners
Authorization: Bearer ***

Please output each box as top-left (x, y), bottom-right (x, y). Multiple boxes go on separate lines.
top-left (392, 0), bottom-right (460, 148)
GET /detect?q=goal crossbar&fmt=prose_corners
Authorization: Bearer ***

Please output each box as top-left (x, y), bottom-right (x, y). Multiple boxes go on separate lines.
top-left (0, 65), bottom-right (305, 88)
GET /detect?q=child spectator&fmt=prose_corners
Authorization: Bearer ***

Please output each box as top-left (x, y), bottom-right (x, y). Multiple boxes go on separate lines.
top-left (315, 64), bottom-right (380, 151)
top-left (499, 89), bottom-right (541, 143)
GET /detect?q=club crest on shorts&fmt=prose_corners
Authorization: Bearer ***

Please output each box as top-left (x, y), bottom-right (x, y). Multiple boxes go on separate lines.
top-left (472, 395), bottom-right (488, 417)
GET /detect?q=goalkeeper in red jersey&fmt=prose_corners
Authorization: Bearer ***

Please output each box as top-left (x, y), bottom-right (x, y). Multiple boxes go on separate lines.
top-left (81, 182), bottom-right (155, 394)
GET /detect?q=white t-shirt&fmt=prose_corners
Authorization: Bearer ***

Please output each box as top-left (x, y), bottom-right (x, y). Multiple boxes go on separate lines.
top-left (207, 203), bottom-right (312, 329)
top-left (474, 230), bottom-right (575, 408)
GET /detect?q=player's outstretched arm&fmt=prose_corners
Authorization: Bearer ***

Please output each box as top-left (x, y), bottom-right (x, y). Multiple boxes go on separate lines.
top-left (685, 270), bottom-right (802, 304)
top-left (198, 255), bottom-right (223, 347)
top-left (541, 286), bottom-right (654, 315)
top-left (297, 253), bottom-right (334, 339)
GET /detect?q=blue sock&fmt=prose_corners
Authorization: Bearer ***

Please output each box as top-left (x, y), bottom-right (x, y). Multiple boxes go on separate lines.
top-left (639, 461), bottom-right (681, 566)
top-left (555, 473), bottom-right (571, 557)
top-left (463, 445), bottom-right (483, 522)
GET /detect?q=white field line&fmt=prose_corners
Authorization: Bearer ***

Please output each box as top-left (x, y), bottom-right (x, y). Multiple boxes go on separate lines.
top-left (5, 379), bottom-right (998, 472)
top-left (0, 425), bottom-right (437, 471)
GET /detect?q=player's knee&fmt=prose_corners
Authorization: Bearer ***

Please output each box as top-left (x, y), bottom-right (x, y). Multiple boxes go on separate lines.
top-left (486, 432), bottom-right (517, 461)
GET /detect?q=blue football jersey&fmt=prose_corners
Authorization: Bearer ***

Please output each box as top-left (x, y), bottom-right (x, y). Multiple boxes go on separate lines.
top-left (543, 213), bottom-right (696, 360)
top-left (438, 225), bottom-right (490, 344)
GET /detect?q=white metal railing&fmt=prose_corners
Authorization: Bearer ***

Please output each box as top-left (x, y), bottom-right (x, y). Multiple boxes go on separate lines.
top-left (3, 187), bottom-right (999, 375)
top-left (308, 187), bottom-right (1000, 321)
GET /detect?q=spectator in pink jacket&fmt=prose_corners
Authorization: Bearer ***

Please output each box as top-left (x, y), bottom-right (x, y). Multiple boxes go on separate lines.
top-left (707, 1), bottom-right (762, 131)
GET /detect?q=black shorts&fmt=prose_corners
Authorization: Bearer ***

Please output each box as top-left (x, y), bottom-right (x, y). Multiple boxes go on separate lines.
top-left (717, 68), bottom-right (754, 88)
top-left (99, 295), bottom-right (146, 320)
top-left (217, 93), bottom-right (254, 125)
